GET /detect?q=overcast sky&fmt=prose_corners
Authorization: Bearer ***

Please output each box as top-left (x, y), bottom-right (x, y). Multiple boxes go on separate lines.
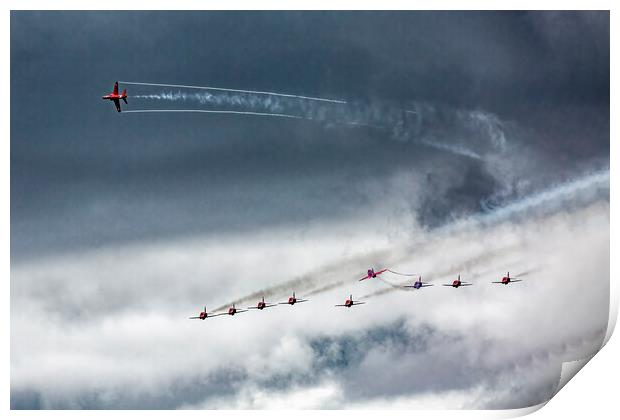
top-left (10, 11), bottom-right (609, 409)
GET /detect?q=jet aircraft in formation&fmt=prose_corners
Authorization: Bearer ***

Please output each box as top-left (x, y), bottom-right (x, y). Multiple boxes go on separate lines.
top-left (248, 297), bottom-right (278, 310)
top-left (189, 270), bottom-right (527, 319)
top-left (279, 292), bottom-right (309, 306)
top-left (491, 272), bottom-right (524, 285)
top-left (335, 294), bottom-right (366, 308)
top-left (188, 306), bottom-right (223, 320)
top-left (442, 274), bottom-right (474, 288)
top-left (223, 303), bottom-right (247, 316)
top-left (403, 276), bottom-right (434, 289)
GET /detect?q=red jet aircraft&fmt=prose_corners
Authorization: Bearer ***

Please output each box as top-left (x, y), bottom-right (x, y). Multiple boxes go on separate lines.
top-left (492, 271), bottom-right (523, 285)
top-left (404, 276), bottom-right (434, 289)
top-left (279, 292), bottom-right (309, 305)
top-left (188, 306), bottom-right (223, 320)
top-left (335, 294), bottom-right (366, 308)
top-left (358, 268), bottom-right (388, 281)
top-left (442, 275), bottom-right (473, 288)
top-left (223, 303), bottom-right (248, 316)
top-left (102, 81), bottom-right (127, 112)
top-left (248, 297), bottom-right (277, 310)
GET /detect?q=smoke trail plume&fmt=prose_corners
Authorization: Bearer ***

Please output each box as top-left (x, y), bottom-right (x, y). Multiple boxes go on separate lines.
top-left (120, 80), bottom-right (347, 104)
top-left (131, 89), bottom-right (509, 159)
top-left (122, 109), bottom-right (303, 119)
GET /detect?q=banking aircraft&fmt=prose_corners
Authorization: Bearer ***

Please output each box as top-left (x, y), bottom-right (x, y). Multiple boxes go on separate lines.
top-left (358, 268), bottom-right (388, 281)
top-left (102, 81), bottom-right (127, 112)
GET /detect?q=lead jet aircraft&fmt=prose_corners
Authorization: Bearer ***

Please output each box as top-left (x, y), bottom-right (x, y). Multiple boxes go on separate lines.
top-left (102, 81), bottom-right (127, 112)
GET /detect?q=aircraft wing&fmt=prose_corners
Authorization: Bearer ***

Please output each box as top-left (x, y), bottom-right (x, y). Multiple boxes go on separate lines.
top-left (335, 304), bottom-right (347, 307)
top-left (278, 302), bottom-right (291, 305)
top-left (460, 283), bottom-right (474, 286)
top-left (265, 304), bottom-right (278, 307)
top-left (403, 285), bottom-right (416, 288)
top-left (188, 316), bottom-right (201, 319)
top-left (510, 279), bottom-right (523, 282)
top-left (352, 302), bottom-right (366, 305)
top-left (247, 306), bottom-right (259, 310)
top-left (206, 313), bottom-right (226, 318)
top-left (113, 98), bottom-right (121, 113)
top-left (113, 81), bottom-right (119, 95)
top-left (491, 281), bottom-right (504, 283)
top-left (236, 309), bottom-right (248, 313)
top-left (442, 284), bottom-right (454, 286)
top-left (297, 299), bottom-right (309, 303)
top-left (358, 275), bottom-right (370, 281)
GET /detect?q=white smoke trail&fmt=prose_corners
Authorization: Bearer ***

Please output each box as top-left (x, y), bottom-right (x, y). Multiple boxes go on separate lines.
top-left (125, 83), bottom-right (515, 162)
top-left (417, 138), bottom-right (483, 160)
top-left (130, 91), bottom-right (494, 159)
top-left (120, 80), bottom-right (347, 104)
top-left (448, 168), bottom-right (610, 231)
top-left (132, 92), bottom-right (299, 115)
top-left (122, 109), bottom-right (303, 119)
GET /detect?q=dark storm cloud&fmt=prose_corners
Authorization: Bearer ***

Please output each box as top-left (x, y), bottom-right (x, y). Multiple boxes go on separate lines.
top-left (10, 11), bottom-right (609, 261)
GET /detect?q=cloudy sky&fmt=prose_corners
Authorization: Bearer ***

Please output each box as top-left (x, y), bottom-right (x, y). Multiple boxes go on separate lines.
top-left (10, 11), bottom-right (609, 409)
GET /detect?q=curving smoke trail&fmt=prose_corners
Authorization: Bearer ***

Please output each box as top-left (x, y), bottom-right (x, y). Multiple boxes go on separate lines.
top-left (130, 89), bottom-right (511, 160)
